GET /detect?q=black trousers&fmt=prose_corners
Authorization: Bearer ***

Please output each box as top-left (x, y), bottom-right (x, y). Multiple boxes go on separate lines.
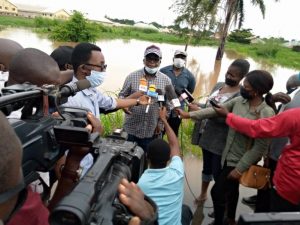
top-left (255, 158), bottom-right (277, 212)
top-left (270, 188), bottom-right (300, 212)
top-left (211, 166), bottom-right (239, 225)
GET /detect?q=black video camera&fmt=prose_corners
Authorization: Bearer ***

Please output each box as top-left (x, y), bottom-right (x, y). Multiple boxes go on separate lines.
top-left (50, 137), bottom-right (144, 225)
top-left (0, 83), bottom-right (91, 185)
top-left (0, 84), bottom-right (146, 224)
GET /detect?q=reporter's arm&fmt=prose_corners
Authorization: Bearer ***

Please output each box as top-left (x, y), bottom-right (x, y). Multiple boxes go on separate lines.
top-left (159, 107), bottom-right (180, 157)
top-left (115, 95), bottom-right (149, 109)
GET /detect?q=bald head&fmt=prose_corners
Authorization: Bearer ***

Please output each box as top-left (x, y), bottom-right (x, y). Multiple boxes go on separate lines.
top-left (0, 38), bottom-right (23, 71)
top-left (0, 112), bottom-right (22, 193)
top-left (8, 48), bottom-right (61, 86)
top-left (0, 112), bottom-right (23, 221)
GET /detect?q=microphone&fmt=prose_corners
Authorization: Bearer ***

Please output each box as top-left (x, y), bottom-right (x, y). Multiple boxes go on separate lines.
top-left (165, 85), bottom-right (181, 110)
top-left (139, 77), bottom-right (148, 92)
top-left (183, 88), bottom-right (194, 103)
top-left (156, 89), bottom-right (165, 108)
top-left (59, 79), bottom-right (91, 98)
top-left (175, 88), bottom-right (194, 105)
top-left (175, 89), bottom-right (189, 105)
top-left (145, 84), bottom-right (157, 113)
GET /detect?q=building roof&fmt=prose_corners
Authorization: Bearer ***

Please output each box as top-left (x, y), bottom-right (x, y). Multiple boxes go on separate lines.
top-left (12, 3), bottom-right (46, 12)
top-left (85, 14), bottom-right (114, 24)
top-left (134, 22), bottom-right (159, 30)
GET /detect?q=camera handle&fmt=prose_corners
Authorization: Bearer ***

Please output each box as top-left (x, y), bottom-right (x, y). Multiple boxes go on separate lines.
top-left (48, 145), bottom-right (91, 211)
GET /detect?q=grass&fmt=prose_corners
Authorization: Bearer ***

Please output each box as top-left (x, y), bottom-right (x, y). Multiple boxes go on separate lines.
top-left (0, 15), bottom-right (35, 27)
top-left (226, 42), bottom-right (300, 70)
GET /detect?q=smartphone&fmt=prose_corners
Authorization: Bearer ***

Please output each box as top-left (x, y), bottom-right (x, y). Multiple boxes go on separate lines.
top-left (209, 99), bottom-right (220, 108)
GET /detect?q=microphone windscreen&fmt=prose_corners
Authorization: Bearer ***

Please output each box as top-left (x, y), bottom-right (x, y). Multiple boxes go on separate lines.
top-left (76, 79), bottom-right (91, 91)
top-left (165, 85), bottom-right (178, 101)
top-left (165, 85), bottom-right (181, 108)
top-left (156, 89), bottom-right (163, 95)
top-left (175, 88), bottom-right (182, 97)
top-left (156, 88), bottom-right (165, 103)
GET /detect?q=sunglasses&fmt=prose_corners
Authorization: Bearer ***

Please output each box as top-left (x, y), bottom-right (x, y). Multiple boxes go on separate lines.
top-left (145, 57), bottom-right (160, 63)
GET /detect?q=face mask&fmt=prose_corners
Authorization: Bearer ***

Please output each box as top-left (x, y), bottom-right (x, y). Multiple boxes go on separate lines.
top-left (173, 58), bottom-right (185, 68)
top-left (240, 86), bottom-right (253, 100)
top-left (225, 77), bottom-right (238, 86)
top-left (86, 70), bottom-right (106, 87)
top-left (145, 66), bottom-right (159, 75)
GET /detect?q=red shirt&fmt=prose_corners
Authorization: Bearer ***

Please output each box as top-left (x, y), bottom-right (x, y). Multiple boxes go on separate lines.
top-left (7, 187), bottom-right (49, 225)
top-left (226, 108), bottom-right (300, 205)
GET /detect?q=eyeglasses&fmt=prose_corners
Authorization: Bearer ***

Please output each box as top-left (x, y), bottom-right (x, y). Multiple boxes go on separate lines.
top-left (85, 63), bottom-right (107, 71)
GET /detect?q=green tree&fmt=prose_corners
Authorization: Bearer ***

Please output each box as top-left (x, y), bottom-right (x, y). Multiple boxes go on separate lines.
top-left (228, 28), bottom-right (253, 44)
top-left (215, 0), bottom-right (279, 60)
top-left (50, 11), bottom-right (98, 42)
top-left (171, 0), bottom-right (218, 50)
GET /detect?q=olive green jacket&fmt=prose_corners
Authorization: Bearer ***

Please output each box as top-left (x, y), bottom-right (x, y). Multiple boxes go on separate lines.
top-left (189, 96), bottom-right (275, 172)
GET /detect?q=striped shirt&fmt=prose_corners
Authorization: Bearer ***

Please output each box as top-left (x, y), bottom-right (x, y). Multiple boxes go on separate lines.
top-left (119, 68), bottom-right (172, 138)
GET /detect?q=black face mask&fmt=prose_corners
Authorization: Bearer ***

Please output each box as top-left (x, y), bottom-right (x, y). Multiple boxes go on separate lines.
top-left (240, 86), bottom-right (254, 100)
top-left (225, 77), bottom-right (238, 86)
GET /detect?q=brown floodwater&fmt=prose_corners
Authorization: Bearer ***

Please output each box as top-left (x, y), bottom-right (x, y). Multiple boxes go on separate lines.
top-left (0, 27), bottom-right (298, 99)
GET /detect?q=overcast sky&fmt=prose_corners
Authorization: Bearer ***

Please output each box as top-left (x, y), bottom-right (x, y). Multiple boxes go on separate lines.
top-left (11, 0), bottom-right (300, 41)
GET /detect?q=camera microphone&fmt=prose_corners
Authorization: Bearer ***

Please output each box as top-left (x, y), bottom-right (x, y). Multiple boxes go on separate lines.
top-left (59, 79), bottom-right (91, 98)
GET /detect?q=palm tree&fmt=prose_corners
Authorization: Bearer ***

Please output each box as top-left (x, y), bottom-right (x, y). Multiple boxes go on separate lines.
top-left (215, 0), bottom-right (279, 60)
top-left (171, 0), bottom-right (218, 51)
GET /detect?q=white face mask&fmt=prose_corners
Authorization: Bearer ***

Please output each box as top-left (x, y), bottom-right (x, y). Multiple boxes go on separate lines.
top-left (86, 70), bottom-right (106, 87)
top-left (145, 66), bottom-right (159, 75)
top-left (173, 58), bottom-right (186, 68)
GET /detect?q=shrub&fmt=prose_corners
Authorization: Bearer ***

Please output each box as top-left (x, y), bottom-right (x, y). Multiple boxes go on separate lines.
top-left (228, 29), bottom-right (253, 44)
top-left (255, 40), bottom-right (280, 58)
top-left (49, 11), bottom-right (98, 42)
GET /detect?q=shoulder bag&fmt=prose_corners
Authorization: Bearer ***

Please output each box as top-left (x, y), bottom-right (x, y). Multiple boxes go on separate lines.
top-left (239, 111), bottom-right (271, 189)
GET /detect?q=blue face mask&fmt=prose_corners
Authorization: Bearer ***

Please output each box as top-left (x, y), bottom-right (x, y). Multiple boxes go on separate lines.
top-left (145, 66), bottom-right (159, 75)
top-left (86, 70), bottom-right (106, 87)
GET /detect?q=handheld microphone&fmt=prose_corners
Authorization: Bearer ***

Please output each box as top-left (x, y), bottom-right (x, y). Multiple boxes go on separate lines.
top-left (59, 79), bottom-right (91, 98)
top-left (183, 88), bottom-right (194, 103)
top-left (139, 77), bottom-right (148, 92)
top-left (175, 89), bottom-right (190, 105)
top-left (145, 84), bottom-right (157, 113)
top-left (156, 89), bottom-right (165, 108)
top-left (165, 85), bottom-right (181, 110)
